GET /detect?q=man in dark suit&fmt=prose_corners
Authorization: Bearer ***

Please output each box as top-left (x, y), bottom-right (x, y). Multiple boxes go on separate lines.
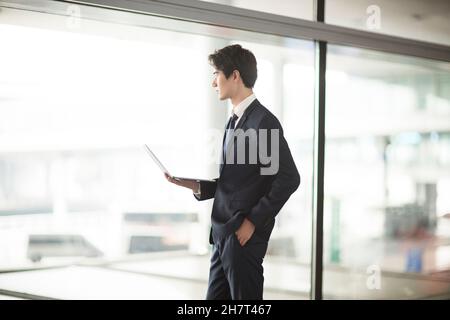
top-left (165, 44), bottom-right (300, 300)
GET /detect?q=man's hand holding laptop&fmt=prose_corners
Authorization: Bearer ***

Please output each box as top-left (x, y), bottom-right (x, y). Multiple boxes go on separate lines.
top-left (164, 173), bottom-right (200, 193)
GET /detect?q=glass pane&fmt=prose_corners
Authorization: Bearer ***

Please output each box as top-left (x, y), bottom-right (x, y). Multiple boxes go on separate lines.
top-left (326, 0), bottom-right (450, 46)
top-left (324, 45), bottom-right (450, 299)
top-left (201, 0), bottom-right (313, 20)
top-left (0, 1), bottom-right (314, 299)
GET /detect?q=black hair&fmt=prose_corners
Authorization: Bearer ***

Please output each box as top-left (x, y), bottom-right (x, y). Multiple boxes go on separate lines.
top-left (208, 44), bottom-right (257, 88)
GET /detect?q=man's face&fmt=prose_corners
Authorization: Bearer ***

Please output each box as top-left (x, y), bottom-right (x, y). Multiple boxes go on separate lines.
top-left (212, 69), bottom-right (235, 100)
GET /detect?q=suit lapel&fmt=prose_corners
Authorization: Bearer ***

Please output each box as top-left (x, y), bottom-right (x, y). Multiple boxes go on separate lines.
top-left (220, 99), bottom-right (259, 175)
top-left (234, 99), bottom-right (258, 131)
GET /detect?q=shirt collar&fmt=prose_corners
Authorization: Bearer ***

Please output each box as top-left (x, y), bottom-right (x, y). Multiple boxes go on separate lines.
top-left (232, 93), bottom-right (256, 119)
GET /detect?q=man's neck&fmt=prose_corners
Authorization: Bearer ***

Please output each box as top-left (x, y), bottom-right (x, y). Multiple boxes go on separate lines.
top-left (231, 89), bottom-right (254, 110)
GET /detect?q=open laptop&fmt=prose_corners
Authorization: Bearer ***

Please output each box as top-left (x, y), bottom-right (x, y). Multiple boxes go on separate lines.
top-left (144, 144), bottom-right (215, 183)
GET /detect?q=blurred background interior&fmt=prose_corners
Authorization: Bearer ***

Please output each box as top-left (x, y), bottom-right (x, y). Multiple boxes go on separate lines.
top-left (0, 0), bottom-right (449, 299)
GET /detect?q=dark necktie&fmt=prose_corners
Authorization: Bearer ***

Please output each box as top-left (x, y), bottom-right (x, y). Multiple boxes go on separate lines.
top-left (223, 113), bottom-right (238, 165)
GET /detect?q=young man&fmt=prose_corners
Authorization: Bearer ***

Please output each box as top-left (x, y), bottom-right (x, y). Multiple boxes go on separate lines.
top-left (165, 44), bottom-right (300, 300)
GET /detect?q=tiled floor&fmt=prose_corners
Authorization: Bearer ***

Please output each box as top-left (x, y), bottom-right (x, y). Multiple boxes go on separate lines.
top-left (0, 253), bottom-right (449, 300)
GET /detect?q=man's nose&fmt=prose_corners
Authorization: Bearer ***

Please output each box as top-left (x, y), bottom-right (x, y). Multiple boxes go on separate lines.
top-left (212, 80), bottom-right (217, 87)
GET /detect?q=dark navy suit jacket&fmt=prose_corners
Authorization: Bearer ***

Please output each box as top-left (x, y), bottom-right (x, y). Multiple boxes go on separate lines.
top-left (195, 99), bottom-right (300, 244)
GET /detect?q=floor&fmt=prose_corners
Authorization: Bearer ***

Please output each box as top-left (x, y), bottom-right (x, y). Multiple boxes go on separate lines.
top-left (0, 253), bottom-right (449, 300)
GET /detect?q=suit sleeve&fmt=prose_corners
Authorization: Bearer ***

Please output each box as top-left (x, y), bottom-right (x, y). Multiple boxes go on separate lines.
top-left (193, 178), bottom-right (219, 201)
top-left (246, 115), bottom-right (300, 230)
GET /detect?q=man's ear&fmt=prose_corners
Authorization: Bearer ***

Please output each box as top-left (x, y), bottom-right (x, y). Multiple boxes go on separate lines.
top-left (232, 69), bottom-right (241, 81)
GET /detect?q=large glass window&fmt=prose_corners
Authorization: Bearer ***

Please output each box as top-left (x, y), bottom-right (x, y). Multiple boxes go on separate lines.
top-left (0, 2), bottom-right (314, 299)
top-left (2, 0), bottom-right (447, 301)
top-left (324, 45), bottom-right (450, 299)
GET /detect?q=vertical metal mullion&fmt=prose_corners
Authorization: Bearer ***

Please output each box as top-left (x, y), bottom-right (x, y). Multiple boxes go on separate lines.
top-left (311, 0), bottom-right (326, 301)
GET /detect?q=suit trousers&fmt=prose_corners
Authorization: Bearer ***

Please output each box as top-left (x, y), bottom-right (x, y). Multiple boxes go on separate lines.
top-left (206, 231), bottom-right (269, 300)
